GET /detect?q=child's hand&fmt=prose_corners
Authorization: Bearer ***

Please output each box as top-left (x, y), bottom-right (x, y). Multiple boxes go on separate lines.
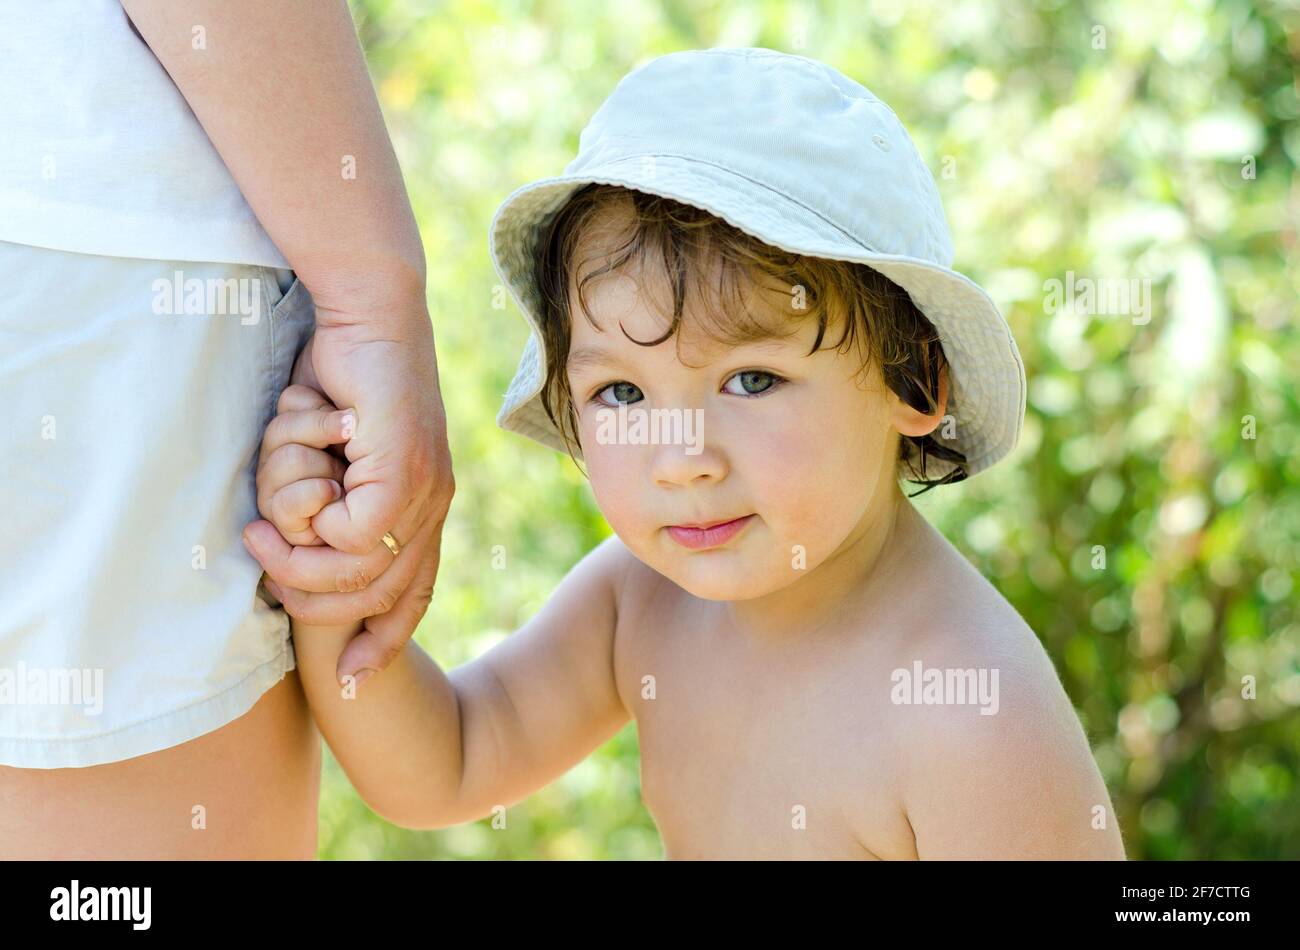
top-left (257, 384), bottom-right (355, 547)
top-left (288, 330), bottom-right (323, 392)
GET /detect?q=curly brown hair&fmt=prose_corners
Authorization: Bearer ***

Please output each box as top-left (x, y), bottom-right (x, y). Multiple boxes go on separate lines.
top-left (532, 183), bottom-right (966, 493)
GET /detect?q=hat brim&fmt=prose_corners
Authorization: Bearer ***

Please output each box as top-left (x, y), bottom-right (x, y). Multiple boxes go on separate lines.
top-left (488, 154), bottom-right (1026, 480)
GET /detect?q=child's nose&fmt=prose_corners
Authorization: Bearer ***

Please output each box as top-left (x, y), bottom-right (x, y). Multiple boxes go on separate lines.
top-left (650, 438), bottom-right (727, 488)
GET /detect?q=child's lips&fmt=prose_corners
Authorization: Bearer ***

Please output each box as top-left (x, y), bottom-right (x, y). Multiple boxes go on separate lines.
top-left (665, 514), bottom-right (755, 550)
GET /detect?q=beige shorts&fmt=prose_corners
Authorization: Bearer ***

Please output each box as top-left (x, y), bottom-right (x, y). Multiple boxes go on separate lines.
top-left (0, 240), bottom-right (315, 767)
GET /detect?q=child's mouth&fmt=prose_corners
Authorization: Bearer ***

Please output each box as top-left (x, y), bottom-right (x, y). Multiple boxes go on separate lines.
top-left (665, 515), bottom-right (755, 550)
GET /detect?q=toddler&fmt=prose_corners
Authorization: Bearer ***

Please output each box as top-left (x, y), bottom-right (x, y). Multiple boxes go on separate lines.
top-left (254, 48), bottom-right (1124, 859)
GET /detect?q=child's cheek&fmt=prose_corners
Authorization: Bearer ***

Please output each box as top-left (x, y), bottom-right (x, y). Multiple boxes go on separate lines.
top-left (580, 438), bottom-right (653, 542)
top-left (727, 396), bottom-right (822, 518)
top-left (733, 387), bottom-right (883, 563)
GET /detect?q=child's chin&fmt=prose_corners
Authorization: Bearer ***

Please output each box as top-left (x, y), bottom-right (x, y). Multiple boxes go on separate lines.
top-left (669, 561), bottom-right (782, 602)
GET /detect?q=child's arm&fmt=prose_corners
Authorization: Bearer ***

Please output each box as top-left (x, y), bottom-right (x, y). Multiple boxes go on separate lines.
top-left (291, 539), bottom-right (629, 828)
top-left (256, 387), bottom-right (632, 828)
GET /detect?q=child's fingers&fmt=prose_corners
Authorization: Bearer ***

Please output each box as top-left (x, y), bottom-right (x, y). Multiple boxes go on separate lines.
top-left (257, 444), bottom-right (347, 524)
top-left (269, 478), bottom-right (344, 544)
top-left (258, 406), bottom-right (355, 468)
top-left (277, 383), bottom-right (333, 414)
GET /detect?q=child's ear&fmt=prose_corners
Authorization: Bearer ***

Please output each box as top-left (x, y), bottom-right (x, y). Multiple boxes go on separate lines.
top-left (935, 362), bottom-right (949, 417)
top-left (891, 363), bottom-right (949, 439)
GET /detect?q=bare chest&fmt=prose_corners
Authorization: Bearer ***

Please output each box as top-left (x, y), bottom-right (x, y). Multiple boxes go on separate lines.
top-left (614, 614), bottom-right (916, 860)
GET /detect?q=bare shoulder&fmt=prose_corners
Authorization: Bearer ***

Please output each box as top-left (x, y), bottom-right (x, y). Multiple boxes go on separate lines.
top-left (880, 519), bottom-right (1126, 859)
top-left (573, 531), bottom-right (639, 582)
top-left (579, 531), bottom-right (681, 652)
top-left (879, 509), bottom-right (1059, 704)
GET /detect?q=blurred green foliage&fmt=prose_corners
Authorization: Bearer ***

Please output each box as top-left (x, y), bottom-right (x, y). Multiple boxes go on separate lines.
top-left (321, 0), bottom-right (1299, 859)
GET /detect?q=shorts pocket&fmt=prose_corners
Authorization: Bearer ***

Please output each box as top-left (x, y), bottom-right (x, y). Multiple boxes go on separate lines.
top-left (259, 270), bottom-right (317, 419)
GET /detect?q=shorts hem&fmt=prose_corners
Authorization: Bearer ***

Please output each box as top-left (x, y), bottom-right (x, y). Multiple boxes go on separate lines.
top-left (0, 641), bottom-right (298, 770)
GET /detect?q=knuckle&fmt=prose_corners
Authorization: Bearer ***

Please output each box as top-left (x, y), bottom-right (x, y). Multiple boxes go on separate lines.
top-left (281, 443), bottom-right (313, 469)
top-left (276, 587), bottom-right (303, 617)
top-left (271, 559), bottom-right (309, 590)
top-left (294, 596), bottom-right (338, 625)
top-left (313, 478), bottom-right (337, 506)
top-left (272, 519), bottom-right (301, 545)
top-left (403, 448), bottom-right (454, 514)
top-left (261, 414), bottom-right (286, 450)
top-left (411, 447), bottom-right (437, 484)
top-left (437, 469), bottom-right (457, 507)
top-left (268, 494), bottom-right (299, 534)
top-left (335, 563), bottom-right (372, 593)
top-left (296, 603), bottom-right (329, 625)
top-left (276, 386), bottom-right (302, 414)
top-left (411, 584), bottom-right (434, 612)
top-left (370, 587), bottom-right (398, 616)
top-left (257, 454), bottom-right (277, 484)
top-left (334, 536), bottom-right (374, 557)
top-left (376, 639), bottom-right (404, 668)
top-left (329, 525), bottom-right (375, 556)
top-left (402, 441), bottom-right (440, 488)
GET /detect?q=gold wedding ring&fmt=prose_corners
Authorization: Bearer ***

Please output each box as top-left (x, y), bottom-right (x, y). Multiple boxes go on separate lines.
top-left (381, 531), bottom-right (402, 556)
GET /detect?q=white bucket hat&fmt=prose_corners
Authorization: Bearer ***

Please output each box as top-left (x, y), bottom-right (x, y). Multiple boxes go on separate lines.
top-left (488, 47), bottom-right (1025, 480)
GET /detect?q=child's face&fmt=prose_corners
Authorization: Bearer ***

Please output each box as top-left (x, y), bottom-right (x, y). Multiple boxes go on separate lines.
top-left (564, 238), bottom-right (932, 602)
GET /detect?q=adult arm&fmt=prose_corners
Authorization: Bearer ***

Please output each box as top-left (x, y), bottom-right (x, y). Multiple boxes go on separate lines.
top-left (121, 0), bottom-right (455, 678)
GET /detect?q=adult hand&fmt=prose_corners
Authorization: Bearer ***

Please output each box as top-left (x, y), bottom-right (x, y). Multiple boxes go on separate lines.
top-left (243, 292), bottom-right (454, 683)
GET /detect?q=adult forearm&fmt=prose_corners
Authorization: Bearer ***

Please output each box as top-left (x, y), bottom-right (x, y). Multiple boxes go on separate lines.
top-left (120, 0), bottom-right (426, 320)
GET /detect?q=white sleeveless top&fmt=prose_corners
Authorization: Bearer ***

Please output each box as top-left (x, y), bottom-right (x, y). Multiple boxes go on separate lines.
top-left (0, 0), bottom-right (290, 268)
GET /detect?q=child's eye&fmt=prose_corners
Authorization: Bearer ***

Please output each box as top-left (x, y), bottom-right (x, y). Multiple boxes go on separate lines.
top-left (722, 370), bottom-right (784, 396)
top-left (593, 381), bottom-right (644, 406)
